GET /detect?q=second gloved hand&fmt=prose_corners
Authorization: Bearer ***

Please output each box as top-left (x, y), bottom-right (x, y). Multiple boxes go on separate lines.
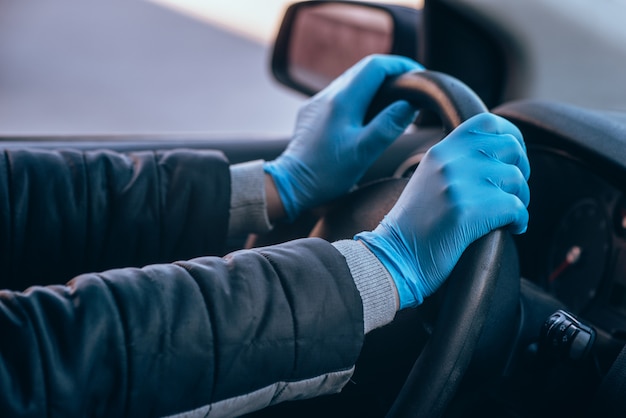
top-left (356, 113), bottom-right (531, 308)
top-left (264, 54), bottom-right (423, 221)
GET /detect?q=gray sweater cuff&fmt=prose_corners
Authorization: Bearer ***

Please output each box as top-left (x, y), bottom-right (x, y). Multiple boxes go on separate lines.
top-left (332, 239), bottom-right (399, 334)
top-left (228, 160), bottom-right (273, 237)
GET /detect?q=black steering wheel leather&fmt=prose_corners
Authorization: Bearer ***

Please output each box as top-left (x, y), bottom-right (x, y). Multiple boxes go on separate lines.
top-left (310, 70), bottom-right (519, 417)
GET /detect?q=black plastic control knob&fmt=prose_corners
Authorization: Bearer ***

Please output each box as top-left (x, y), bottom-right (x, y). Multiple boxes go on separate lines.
top-left (539, 310), bottom-right (596, 361)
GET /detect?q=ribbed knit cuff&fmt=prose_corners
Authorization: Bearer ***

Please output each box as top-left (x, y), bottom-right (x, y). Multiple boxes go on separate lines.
top-left (332, 239), bottom-right (399, 334)
top-left (228, 160), bottom-right (273, 237)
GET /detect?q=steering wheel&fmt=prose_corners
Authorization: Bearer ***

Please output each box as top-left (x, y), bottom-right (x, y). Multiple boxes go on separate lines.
top-left (309, 70), bottom-right (519, 418)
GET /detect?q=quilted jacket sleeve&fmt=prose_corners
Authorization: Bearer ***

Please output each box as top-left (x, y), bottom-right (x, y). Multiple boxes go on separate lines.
top-left (0, 148), bottom-right (231, 291)
top-left (0, 238), bottom-right (364, 418)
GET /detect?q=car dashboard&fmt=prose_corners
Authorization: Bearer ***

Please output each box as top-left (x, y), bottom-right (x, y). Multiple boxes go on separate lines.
top-left (519, 147), bottom-right (626, 330)
top-left (474, 99), bottom-right (626, 417)
top-left (497, 100), bottom-right (626, 335)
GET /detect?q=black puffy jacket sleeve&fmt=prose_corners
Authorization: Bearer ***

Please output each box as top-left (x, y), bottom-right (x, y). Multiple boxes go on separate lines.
top-left (0, 148), bottom-right (231, 290)
top-left (0, 238), bottom-right (363, 417)
top-left (0, 149), bottom-right (365, 417)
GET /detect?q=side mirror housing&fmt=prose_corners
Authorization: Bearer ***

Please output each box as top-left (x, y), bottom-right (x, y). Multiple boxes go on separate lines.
top-left (272, 1), bottom-right (421, 96)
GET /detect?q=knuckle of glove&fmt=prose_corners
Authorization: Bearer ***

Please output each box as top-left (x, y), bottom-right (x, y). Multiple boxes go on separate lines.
top-left (441, 182), bottom-right (479, 225)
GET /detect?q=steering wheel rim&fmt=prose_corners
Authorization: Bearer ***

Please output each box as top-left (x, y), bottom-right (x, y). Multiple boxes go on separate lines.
top-left (310, 70), bottom-right (512, 418)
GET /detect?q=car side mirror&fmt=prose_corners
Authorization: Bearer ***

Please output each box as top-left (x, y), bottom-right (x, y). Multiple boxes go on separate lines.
top-left (271, 1), bottom-right (421, 96)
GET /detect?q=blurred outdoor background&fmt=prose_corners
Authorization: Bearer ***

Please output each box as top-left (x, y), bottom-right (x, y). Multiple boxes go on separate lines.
top-left (0, 0), bottom-right (417, 136)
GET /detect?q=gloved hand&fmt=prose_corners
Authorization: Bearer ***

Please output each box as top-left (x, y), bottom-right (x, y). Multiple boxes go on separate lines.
top-left (356, 113), bottom-right (531, 308)
top-left (264, 54), bottom-right (423, 221)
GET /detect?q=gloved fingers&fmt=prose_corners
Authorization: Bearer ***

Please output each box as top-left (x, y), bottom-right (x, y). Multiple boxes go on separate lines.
top-left (496, 193), bottom-right (530, 234)
top-left (463, 113), bottom-right (525, 151)
top-left (441, 113), bottom-right (529, 181)
top-left (478, 165), bottom-right (530, 209)
top-left (334, 54), bottom-right (424, 122)
top-left (360, 100), bottom-right (419, 155)
top-left (319, 55), bottom-right (386, 101)
top-left (471, 134), bottom-right (531, 180)
top-left (474, 192), bottom-right (530, 235)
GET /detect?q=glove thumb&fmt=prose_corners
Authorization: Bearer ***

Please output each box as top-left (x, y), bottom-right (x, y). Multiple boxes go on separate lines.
top-left (361, 100), bottom-right (418, 155)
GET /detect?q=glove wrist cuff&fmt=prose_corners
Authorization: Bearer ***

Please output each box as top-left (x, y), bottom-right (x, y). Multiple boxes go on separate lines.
top-left (263, 161), bottom-right (300, 222)
top-left (355, 231), bottom-right (425, 309)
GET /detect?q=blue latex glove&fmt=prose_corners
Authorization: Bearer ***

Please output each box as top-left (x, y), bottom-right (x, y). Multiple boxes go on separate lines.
top-left (264, 54), bottom-right (423, 221)
top-left (356, 113), bottom-right (531, 309)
